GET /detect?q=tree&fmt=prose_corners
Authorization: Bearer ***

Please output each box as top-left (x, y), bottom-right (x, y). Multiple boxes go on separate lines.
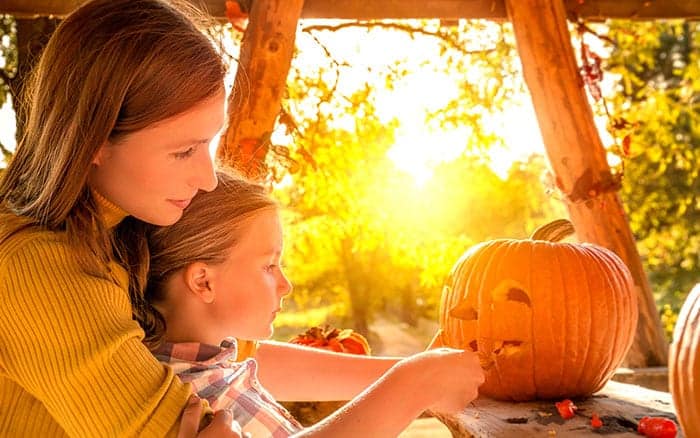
top-left (607, 20), bottom-right (700, 338)
top-left (0, 15), bottom-right (16, 165)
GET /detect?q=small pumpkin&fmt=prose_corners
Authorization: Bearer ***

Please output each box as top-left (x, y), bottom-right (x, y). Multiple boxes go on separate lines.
top-left (289, 325), bottom-right (371, 355)
top-left (669, 283), bottom-right (700, 438)
top-left (438, 219), bottom-right (638, 401)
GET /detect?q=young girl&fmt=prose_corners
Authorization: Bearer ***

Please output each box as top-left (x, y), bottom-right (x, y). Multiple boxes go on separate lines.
top-left (145, 170), bottom-right (485, 437)
top-left (0, 0), bottom-right (238, 436)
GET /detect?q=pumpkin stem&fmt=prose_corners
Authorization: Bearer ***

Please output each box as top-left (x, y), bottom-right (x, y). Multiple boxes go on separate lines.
top-left (530, 219), bottom-right (575, 242)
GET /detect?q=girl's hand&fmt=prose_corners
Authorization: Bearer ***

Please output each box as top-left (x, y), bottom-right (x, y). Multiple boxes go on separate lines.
top-left (397, 348), bottom-right (485, 414)
top-left (178, 394), bottom-right (242, 438)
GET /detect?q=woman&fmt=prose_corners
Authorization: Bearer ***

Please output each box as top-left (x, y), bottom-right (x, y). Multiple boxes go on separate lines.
top-left (0, 0), bottom-right (237, 435)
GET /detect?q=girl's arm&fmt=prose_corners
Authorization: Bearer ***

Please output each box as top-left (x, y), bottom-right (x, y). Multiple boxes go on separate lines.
top-left (293, 348), bottom-right (484, 438)
top-left (255, 340), bottom-right (400, 401)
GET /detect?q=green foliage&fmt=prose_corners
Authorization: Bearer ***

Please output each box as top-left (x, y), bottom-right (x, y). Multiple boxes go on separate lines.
top-left (274, 43), bottom-right (566, 337)
top-left (0, 15), bottom-right (16, 108)
top-left (269, 22), bottom-right (572, 337)
top-left (0, 15), bottom-right (16, 168)
top-left (606, 20), bottom-right (700, 339)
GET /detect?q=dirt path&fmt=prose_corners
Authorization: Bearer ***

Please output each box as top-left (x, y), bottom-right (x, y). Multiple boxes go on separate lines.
top-left (370, 317), bottom-right (452, 437)
top-left (370, 316), bottom-right (438, 356)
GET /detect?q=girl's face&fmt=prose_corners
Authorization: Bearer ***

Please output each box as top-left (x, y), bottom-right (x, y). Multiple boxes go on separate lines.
top-left (88, 90), bottom-right (225, 226)
top-left (205, 209), bottom-right (292, 342)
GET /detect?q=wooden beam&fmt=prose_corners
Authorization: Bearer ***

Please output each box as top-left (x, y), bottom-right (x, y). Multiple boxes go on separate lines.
top-left (2, 0), bottom-right (699, 21)
top-left (217, 0), bottom-right (304, 178)
top-left (505, 0), bottom-right (669, 367)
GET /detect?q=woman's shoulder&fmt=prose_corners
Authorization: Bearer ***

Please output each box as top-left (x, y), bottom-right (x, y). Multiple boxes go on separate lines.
top-left (0, 212), bottom-right (65, 266)
top-left (0, 211), bottom-right (133, 327)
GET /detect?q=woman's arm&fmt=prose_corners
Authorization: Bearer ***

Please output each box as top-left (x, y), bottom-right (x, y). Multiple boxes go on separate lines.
top-left (255, 340), bottom-right (400, 401)
top-left (0, 235), bottom-right (192, 436)
top-left (293, 348), bottom-right (484, 438)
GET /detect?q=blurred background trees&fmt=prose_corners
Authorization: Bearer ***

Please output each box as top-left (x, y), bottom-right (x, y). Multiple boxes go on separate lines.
top-left (607, 21), bottom-right (700, 338)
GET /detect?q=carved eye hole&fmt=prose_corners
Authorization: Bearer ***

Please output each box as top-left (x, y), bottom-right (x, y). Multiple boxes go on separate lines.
top-left (505, 288), bottom-right (531, 306)
top-left (449, 301), bottom-right (478, 320)
top-left (492, 281), bottom-right (532, 307)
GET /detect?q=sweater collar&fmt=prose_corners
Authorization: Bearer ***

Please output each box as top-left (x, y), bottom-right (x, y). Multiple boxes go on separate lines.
top-left (92, 190), bottom-right (128, 229)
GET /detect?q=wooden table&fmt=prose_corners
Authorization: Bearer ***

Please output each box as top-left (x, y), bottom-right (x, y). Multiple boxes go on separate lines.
top-left (433, 380), bottom-right (681, 437)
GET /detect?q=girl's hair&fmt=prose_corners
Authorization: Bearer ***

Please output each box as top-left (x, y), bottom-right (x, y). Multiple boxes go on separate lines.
top-left (144, 169), bottom-right (278, 346)
top-left (0, 0), bottom-right (227, 330)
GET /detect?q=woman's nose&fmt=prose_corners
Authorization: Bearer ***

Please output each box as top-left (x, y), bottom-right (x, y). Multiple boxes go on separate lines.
top-left (190, 145), bottom-right (218, 192)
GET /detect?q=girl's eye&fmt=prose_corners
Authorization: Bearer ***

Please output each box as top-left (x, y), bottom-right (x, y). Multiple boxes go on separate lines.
top-left (173, 145), bottom-right (197, 159)
top-left (265, 264), bottom-right (278, 272)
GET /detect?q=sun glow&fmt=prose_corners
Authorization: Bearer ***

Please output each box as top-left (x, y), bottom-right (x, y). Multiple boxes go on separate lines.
top-left (293, 21), bottom-right (549, 187)
top-left (387, 128), bottom-right (471, 186)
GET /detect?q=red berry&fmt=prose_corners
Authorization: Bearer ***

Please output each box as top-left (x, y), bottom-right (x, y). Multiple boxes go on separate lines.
top-left (591, 413), bottom-right (603, 429)
top-left (637, 416), bottom-right (677, 438)
top-left (555, 399), bottom-right (577, 420)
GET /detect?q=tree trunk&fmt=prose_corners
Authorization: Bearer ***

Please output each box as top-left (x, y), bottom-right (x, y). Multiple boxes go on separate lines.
top-left (340, 238), bottom-right (370, 335)
top-left (217, 0), bottom-right (304, 179)
top-left (8, 17), bottom-right (60, 142)
top-left (505, 0), bottom-right (668, 366)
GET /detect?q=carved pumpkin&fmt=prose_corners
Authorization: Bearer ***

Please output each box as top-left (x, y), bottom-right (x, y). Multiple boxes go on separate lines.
top-left (669, 283), bottom-right (700, 438)
top-left (438, 219), bottom-right (638, 401)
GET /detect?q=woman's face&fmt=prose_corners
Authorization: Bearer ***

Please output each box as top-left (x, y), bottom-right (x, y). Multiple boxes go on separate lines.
top-left (88, 89), bottom-right (225, 226)
top-left (204, 209), bottom-right (293, 342)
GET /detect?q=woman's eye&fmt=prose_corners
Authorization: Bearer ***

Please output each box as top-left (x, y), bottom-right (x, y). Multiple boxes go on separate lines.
top-left (265, 264), bottom-right (277, 272)
top-left (173, 146), bottom-right (197, 159)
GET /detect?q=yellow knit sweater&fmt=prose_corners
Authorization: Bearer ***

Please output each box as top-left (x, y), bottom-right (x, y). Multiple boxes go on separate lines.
top-left (0, 194), bottom-right (191, 437)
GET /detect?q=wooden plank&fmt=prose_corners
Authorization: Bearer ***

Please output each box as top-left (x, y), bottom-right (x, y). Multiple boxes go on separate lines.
top-left (504, 0), bottom-right (669, 367)
top-left (433, 380), bottom-right (681, 437)
top-left (2, 0), bottom-right (699, 20)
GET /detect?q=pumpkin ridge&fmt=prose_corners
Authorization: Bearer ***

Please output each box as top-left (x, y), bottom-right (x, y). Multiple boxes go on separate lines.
top-left (523, 240), bottom-right (538, 399)
top-left (589, 244), bottom-right (632, 393)
top-left (595, 245), bottom-right (634, 390)
top-left (562, 243), bottom-right (589, 395)
top-left (585, 246), bottom-right (619, 394)
top-left (530, 239), bottom-right (561, 398)
top-left (466, 242), bottom-right (499, 351)
top-left (549, 243), bottom-right (568, 396)
top-left (482, 240), bottom-right (515, 398)
top-left (578, 246), bottom-right (602, 395)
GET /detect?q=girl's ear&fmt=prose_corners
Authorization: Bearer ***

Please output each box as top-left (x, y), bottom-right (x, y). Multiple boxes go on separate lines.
top-left (183, 262), bottom-right (215, 304)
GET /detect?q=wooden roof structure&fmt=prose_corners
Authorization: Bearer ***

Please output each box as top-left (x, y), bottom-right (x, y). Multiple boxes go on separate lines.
top-left (3, 0), bottom-right (700, 20)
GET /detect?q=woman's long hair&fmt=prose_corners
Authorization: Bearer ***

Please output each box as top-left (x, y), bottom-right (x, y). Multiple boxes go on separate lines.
top-left (0, 0), bottom-right (227, 331)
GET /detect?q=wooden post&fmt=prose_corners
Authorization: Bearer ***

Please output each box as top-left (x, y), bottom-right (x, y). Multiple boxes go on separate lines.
top-left (217, 0), bottom-right (304, 180)
top-left (505, 0), bottom-right (668, 366)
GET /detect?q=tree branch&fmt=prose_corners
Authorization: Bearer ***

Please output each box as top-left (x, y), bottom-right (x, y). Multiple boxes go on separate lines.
top-left (301, 21), bottom-right (498, 55)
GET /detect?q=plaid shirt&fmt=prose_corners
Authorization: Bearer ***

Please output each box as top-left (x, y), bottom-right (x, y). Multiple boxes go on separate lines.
top-left (153, 338), bottom-right (303, 438)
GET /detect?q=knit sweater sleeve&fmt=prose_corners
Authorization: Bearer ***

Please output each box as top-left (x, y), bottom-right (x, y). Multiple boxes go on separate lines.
top-left (0, 232), bottom-right (191, 437)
